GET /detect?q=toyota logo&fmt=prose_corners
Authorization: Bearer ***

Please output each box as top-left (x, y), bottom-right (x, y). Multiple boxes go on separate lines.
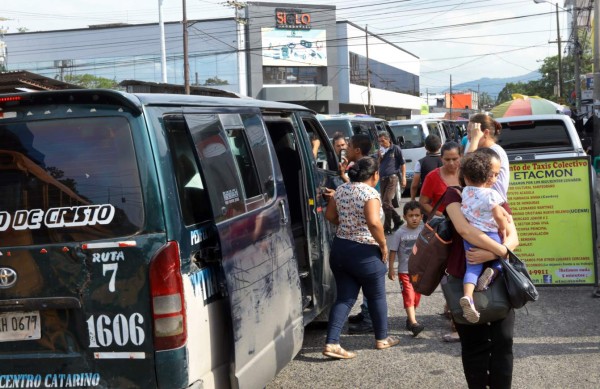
top-left (0, 267), bottom-right (17, 289)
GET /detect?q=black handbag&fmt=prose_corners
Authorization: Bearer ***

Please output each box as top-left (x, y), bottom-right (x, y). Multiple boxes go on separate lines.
top-left (441, 274), bottom-right (511, 325)
top-left (500, 248), bottom-right (539, 309)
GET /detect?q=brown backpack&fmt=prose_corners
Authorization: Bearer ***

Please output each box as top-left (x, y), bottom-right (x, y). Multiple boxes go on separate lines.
top-left (408, 190), bottom-right (456, 295)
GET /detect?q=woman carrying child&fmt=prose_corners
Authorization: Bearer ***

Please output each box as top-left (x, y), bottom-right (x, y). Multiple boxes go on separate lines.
top-left (441, 147), bottom-right (519, 389)
top-left (458, 150), bottom-right (508, 323)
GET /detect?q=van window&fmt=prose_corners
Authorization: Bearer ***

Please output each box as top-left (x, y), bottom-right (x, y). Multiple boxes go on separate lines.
top-left (186, 114), bottom-right (245, 221)
top-left (427, 122), bottom-right (443, 140)
top-left (302, 117), bottom-right (336, 171)
top-left (320, 119), bottom-right (353, 139)
top-left (241, 114), bottom-right (274, 201)
top-left (164, 114), bottom-right (213, 226)
top-left (0, 116), bottom-right (143, 245)
top-left (226, 128), bottom-right (261, 199)
top-left (390, 124), bottom-right (425, 149)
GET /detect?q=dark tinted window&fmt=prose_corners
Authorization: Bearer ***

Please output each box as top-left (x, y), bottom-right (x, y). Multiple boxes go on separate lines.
top-left (164, 115), bottom-right (212, 226)
top-left (263, 66), bottom-right (325, 85)
top-left (320, 120), bottom-right (353, 139)
top-left (0, 116), bottom-right (143, 245)
top-left (185, 114), bottom-right (244, 221)
top-left (349, 52), bottom-right (419, 96)
top-left (498, 120), bottom-right (572, 150)
top-left (241, 114), bottom-right (274, 201)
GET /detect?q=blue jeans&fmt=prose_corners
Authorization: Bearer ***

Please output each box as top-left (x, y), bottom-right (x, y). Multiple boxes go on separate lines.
top-left (326, 237), bottom-right (388, 343)
top-left (463, 232), bottom-right (502, 286)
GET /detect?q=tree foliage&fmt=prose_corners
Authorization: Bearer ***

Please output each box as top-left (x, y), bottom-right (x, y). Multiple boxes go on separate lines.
top-left (64, 74), bottom-right (119, 89)
top-left (479, 91), bottom-right (494, 110)
top-left (203, 76), bottom-right (229, 86)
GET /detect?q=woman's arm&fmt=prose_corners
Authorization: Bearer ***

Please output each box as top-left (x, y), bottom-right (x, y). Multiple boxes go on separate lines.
top-left (325, 196), bottom-right (339, 225)
top-left (410, 173), bottom-right (421, 201)
top-left (419, 193), bottom-right (433, 215)
top-left (364, 198), bottom-right (388, 263)
top-left (446, 202), bottom-right (511, 259)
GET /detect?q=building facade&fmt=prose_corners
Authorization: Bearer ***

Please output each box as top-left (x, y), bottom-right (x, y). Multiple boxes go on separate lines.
top-left (2, 2), bottom-right (422, 117)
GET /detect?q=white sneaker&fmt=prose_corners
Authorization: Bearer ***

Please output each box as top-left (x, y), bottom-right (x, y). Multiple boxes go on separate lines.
top-left (460, 296), bottom-right (480, 323)
top-left (476, 268), bottom-right (497, 291)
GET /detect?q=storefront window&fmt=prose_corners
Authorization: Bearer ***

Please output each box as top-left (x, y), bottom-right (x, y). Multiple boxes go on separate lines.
top-left (349, 52), bottom-right (419, 96)
top-left (263, 66), bottom-right (325, 85)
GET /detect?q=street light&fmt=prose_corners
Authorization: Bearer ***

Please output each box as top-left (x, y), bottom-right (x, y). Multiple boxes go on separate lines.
top-left (533, 0), bottom-right (563, 101)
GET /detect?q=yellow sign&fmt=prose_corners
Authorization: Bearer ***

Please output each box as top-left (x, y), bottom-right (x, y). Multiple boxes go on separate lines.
top-left (508, 157), bottom-right (596, 285)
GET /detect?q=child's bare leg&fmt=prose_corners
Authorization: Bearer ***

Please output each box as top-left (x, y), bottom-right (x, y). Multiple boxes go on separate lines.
top-left (405, 306), bottom-right (417, 325)
top-left (463, 282), bottom-right (475, 299)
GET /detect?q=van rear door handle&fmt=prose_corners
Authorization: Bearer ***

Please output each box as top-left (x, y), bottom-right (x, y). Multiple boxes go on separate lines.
top-left (279, 199), bottom-right (289, 224)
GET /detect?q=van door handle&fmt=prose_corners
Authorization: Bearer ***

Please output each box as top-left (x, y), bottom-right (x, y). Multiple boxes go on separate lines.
top-left (279, 199), bottom-right (289, 224)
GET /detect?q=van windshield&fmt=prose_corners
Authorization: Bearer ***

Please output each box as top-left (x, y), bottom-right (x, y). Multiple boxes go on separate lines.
top-left (390, 124), bottom-right (425, 149)
top-left (320, 120), bottom-right (353, 139)
top-left (0, 116), bottom-right (143, 246)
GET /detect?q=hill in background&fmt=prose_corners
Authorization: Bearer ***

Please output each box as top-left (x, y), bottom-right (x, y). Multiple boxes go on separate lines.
top-left (440, 71), bottom-right (541, 99)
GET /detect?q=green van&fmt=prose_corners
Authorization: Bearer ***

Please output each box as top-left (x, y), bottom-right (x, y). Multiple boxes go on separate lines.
top-left (0, 90), bottom-right (342, 388)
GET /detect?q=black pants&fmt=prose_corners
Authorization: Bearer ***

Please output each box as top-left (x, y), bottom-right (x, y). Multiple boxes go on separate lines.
top-left (455, 309), bottom-right (515, 389)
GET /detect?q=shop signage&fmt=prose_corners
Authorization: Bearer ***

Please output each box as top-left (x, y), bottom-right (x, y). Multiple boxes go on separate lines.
top-left (508, 157), bottom-right (597, 286)
top-left (275, 8), bottom-right (311, 30)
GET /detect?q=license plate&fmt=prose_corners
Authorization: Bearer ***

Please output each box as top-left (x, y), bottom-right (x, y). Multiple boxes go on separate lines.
top-left (0, 311), bottom-right (41, 342)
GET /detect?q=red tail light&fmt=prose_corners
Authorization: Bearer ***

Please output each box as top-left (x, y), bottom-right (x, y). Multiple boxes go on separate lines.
top-left (149, 241), bottom-right (187, 350)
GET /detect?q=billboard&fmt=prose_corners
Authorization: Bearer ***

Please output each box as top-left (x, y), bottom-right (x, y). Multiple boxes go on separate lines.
top-left (261, 28), bottom-right (327, 67)
top-left (509, 157), bottom-right (597, 285)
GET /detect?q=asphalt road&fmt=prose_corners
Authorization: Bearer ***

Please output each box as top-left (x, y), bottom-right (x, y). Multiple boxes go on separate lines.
top-left (268, 283), bottom-right (600, 389)
top-left (268, 193), bottom-right (600, 389)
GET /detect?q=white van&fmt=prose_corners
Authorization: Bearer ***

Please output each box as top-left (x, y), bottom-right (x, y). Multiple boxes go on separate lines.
top-left (388, 118), bottom-right (447, 190)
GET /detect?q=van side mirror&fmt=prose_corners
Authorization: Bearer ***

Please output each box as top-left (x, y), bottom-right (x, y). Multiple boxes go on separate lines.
top-left (397, 136), bottom-right (405, 145)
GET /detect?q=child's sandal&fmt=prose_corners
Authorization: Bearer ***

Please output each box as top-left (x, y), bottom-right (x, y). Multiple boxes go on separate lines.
top-left (322, 344), bottom-right (357, 359)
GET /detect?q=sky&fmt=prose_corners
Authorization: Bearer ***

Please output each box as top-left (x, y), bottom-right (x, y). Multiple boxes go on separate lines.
top-left (0, 0), bottom-right (569, 93)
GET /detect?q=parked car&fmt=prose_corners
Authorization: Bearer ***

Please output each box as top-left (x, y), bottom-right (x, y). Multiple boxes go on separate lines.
top-left (0, 89), bottom-right (342, 389)
top-left (388, 118), bottom-right (447, 194)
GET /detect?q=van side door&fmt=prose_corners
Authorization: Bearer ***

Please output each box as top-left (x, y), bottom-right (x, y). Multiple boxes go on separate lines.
top-left (295, 112), bottom-right (340, 318)
top-left (183, 109), bottom-right (304, 389)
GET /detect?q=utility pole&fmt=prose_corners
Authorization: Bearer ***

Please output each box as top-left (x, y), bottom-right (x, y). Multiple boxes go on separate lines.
top-left (572, 3), bottom-right (581, 111)
top-left (226, 1), bottom-right (247, 96)
top-left (534, 0), bottom-right (562, 100)
top-left (366, 25), bottom-right (372, 115)
top-left (555, 2), bottom-right (563, 101)
top-left (158, 0), bottom-right (167, 83)
top-left (182, 0), bottom-right (190, 94)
